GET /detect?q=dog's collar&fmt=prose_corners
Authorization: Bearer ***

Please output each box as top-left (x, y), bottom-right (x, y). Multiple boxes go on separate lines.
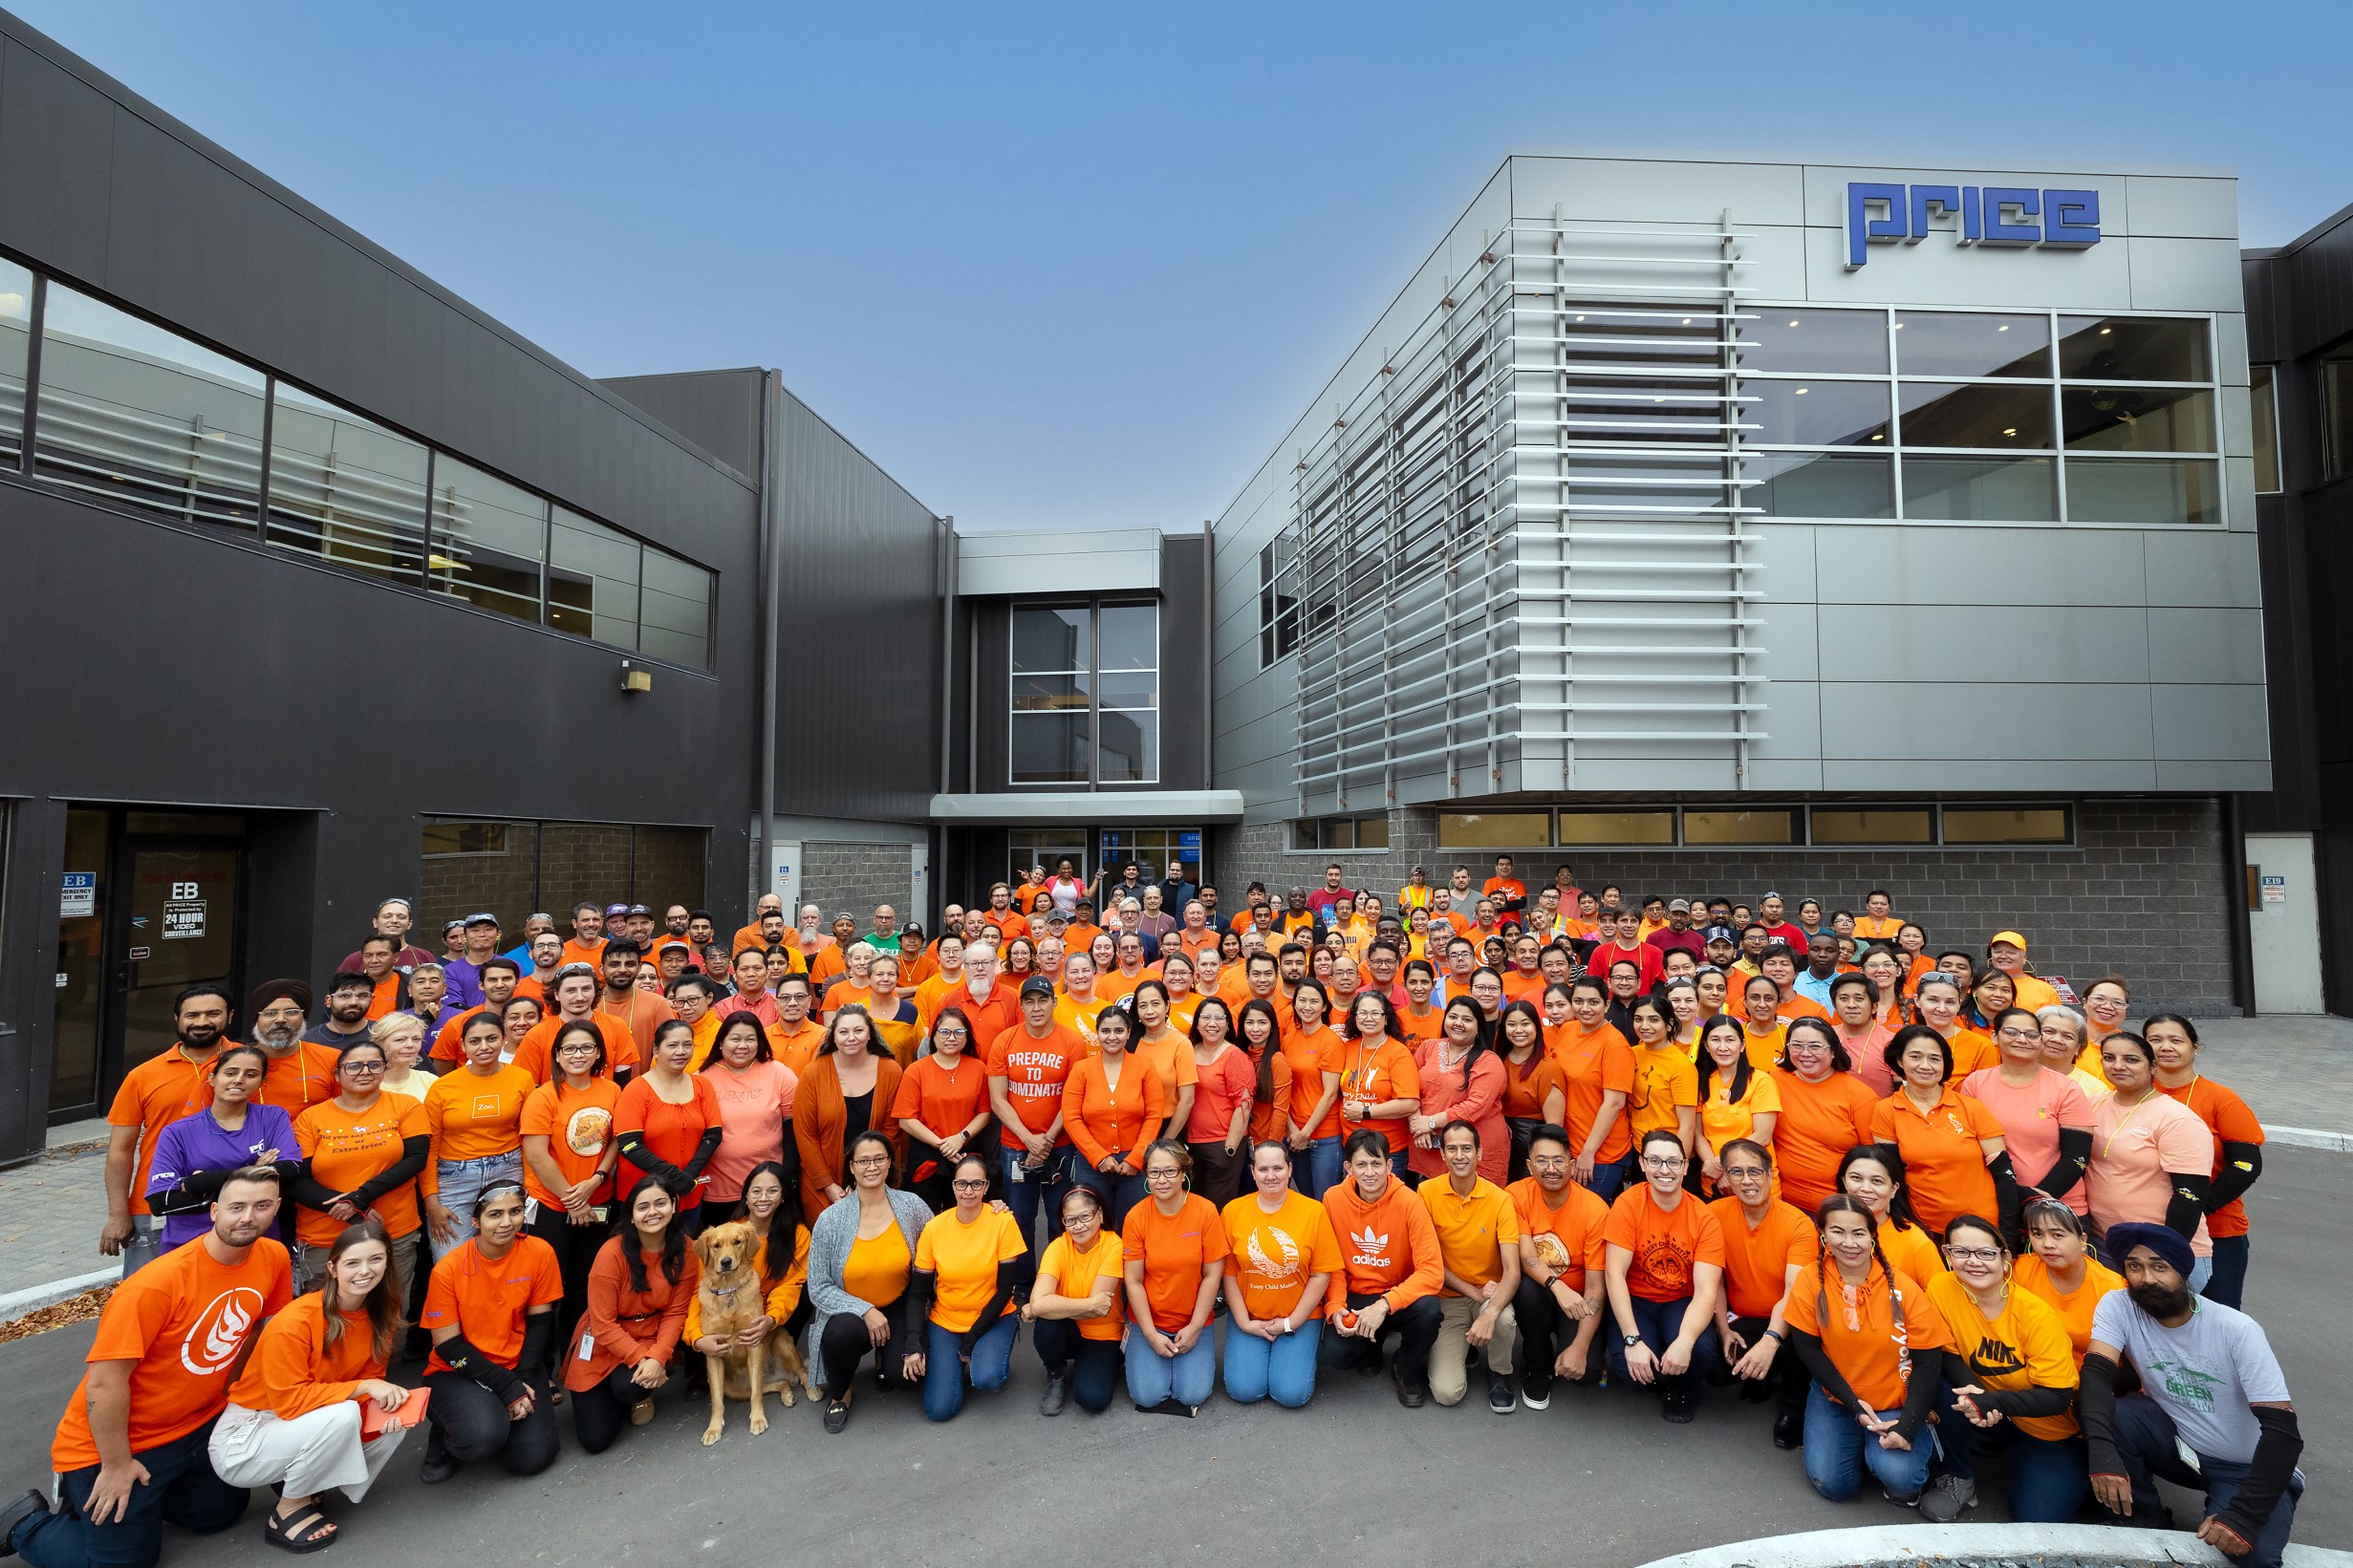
top-left (705, 1280), bottom-right (747, 1299)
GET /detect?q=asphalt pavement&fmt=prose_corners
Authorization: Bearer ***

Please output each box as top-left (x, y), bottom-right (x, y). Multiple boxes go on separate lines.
top-left (1, 1146), bottom-right (2345, 1568)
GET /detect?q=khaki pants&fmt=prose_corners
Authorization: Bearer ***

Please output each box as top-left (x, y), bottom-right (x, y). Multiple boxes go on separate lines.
top-left (1430, 1293), bottom-right (1517, 1407)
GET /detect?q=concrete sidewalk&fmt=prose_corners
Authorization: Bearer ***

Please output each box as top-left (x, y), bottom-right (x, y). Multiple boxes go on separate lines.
top-left (5, 1013), bottom-right (2348, 1314)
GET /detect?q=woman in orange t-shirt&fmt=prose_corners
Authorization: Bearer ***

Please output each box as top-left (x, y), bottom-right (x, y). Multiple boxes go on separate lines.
top-left (1185, 999), bottom-right (1256, 1208)
top-left (1278, 981), bottom-right (1346, 1197)
top-left (1496, 1000), bottom-right (1565, 1181)
top-left (1397, 960), bottom-right (1445, 1047)
top-left (1063, 1007), bottom-right (1164, 1227)
top-left (1910, 975), bottom-right (1997, 1080)
top-left (1867, 1025), bottom-right (2011, 1237)
top-left (292, 1038), bottom-right (430, 1294)
top-left (613, 1020), bottom-right (723, 1228)
top-left (209, 1219), bottom-right (413, 1550)
top-left (1121, 1140), bottom-right (1228, 1412)
top-left (1024, 1184), bottom-right (1127, 1414)
top-left (1219, 1142), bottom-right (1342, 1407)
top-left (1783, 1195), bottom-right (1950, 1505)
top-left (1235, 1000), bottom-right (1294, 1150)
top-left (1771, 1019), bottom-right (1878, 1216)
top-left (1546, 977), bottom-right (1637, 1197)
top-left (892, 1005), bottom-right (992, 1212)
top-left (1336, 994), bottom-right (1423, 1171)
top-left (567, 1176), bottom-right (698, 1452)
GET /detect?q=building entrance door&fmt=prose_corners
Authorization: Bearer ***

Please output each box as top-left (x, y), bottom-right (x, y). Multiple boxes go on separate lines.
top-left (51, 809), bottom-right (248, 1121)
top-left (2245, 831), bottom-right (2324, 1015)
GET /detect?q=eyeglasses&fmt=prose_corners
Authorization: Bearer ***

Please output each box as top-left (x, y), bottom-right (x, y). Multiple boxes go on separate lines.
top-left (1722, 1166), bottom-right (1769, 1180)
top-left (849, 1154), bottom-right (891, 1169)
top-left (339, 1061), bottom-right (384, 1075)
top-left (1639, 1154), bottom-right (1687, 1170)
top-left (1946, 1247), bottom-right (2004, 1265)
top-left (950, 1178), bottom-right (991, 1192)
top-left (1144, 1168), bottom-right (1184, 1181)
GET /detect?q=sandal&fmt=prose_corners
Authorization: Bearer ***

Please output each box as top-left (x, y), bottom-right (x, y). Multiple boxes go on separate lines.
top-left (266, 1502), bottom-right (337, 1554)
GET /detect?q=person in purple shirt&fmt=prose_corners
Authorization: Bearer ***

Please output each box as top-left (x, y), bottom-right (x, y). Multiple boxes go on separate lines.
top-left (441, 913), bottom-right (505, 1009)
top-left (142, 1043), bottom-right (300, 1252)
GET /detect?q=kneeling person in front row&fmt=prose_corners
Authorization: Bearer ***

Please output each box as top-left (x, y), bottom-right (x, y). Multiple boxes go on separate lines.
top-left (1317, 1129), bottom-right (1445, 1405)
top-left (5, 1167), bottom-right (292, 1568)
top-left (208, 1219), bottom-right (420, 1550)
top-left (418, 1182), bottom-right (563, 1482)
top-left (1418, 1120), bottom-right (1521, 1412)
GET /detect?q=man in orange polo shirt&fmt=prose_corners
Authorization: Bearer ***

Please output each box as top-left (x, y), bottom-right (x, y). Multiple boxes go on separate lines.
top-left (730, 893), bottom-right (786, 957)
top-left (11, 1167), bottom-right (291, 1565)
top-left (98, 984), bottom-right (227, 1278)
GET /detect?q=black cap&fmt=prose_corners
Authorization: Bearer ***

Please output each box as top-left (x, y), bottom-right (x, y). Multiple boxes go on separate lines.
top-left (1020, 976), bottom-right (1057, 999)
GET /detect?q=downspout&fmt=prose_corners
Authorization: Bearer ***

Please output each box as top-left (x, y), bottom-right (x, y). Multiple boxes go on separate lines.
top-left (939, 514), bottom-right (957, 922)
top-left (1201, 520), bottom-right (1216, 882)
top-left (756, 371), bottom-right (782, 912)
top-left (2220, 791), bottom-right (2256, 1016)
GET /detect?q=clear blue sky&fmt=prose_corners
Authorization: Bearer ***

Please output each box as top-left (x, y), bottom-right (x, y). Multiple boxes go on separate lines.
top-left (17, 1), bottom-right (2346, 531)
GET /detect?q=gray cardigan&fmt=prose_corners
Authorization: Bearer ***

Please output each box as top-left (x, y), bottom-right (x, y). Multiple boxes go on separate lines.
top-left (805, 1187), bottom-right (933, 1389)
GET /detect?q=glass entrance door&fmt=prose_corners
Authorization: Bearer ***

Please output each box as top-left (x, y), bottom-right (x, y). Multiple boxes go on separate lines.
top-left (49, 809), bottom-right (248, 1120)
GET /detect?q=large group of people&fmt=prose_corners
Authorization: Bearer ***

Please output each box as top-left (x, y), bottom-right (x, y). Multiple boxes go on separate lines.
top-left (1, 863), bottom-right (2309, 1567)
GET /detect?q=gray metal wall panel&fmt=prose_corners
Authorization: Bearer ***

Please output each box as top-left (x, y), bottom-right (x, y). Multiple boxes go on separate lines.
top-left (600, 370), bottom-right (763, 481)
top-left (772, 388), bottom-right (941, 824)
top-left (1824, 605), bottom-right (2152, 684)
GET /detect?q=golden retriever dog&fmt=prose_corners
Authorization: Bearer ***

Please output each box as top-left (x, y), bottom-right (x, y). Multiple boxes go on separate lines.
top-left (691, 1221), bottom-right (812, 1443)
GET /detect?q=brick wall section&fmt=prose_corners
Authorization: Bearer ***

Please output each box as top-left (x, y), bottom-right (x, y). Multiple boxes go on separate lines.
top-left (802, 841), bottom-right (914, 928)
top-left (1213, 799), bottom-right (2235, 1012)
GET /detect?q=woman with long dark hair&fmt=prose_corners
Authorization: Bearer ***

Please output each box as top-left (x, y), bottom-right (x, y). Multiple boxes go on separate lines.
top-left (1783, 1194), bottom-right (1950, 1506)
top-left (1835, 1143), bottom-right (1942, 1287)
top-left (687, 1160), bottom-right (811, 1368)
top-left (1235, 999), bottom-right (1293, 1152)
top-left (208, 1220), bottom-right (413, 1550)
top-left (1184, 999), bottom-right (1254, 1209)
top-left (1695, 1016), bottom-right (1779, 1195)
top-left (1495, 999), bottom-right (1564, 1183)
top-left (568, 1176), bottom-right (697, 1451)
top-left (613, 1020), bottom-right (723, 1235)
top-left (1408, 996), bottom-right (1505, 1186)
top-left (697, 1010), bottom-right (797, 1214)
top-left (806, 1130), bottom-right (932, 1433)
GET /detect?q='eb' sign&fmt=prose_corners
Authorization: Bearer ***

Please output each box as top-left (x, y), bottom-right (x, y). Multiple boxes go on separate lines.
top-left (1846, 183), bottom-right (2100, 269)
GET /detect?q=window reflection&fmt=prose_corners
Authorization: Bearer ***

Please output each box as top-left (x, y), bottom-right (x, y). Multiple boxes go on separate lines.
top-left (1901, 455), bottom-right (2057, 521)
top-left (1894, 311), bottom-right (2050, 378)
top-left (2060, 386), bottom-right (2214, 454)
top-left (1898, 382), bottom-right (2053, 448)
top-left (1736, 309), bottom-right (1889, 375)
top-left (1747, 380), bottom-right (1889, 445)
top-left (2058, 316), bottom-right (2210, 382)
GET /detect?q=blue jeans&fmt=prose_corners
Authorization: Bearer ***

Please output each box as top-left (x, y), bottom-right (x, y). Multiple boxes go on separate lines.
top-left (2204, 1234), bottom-right (2251, 1309)
top-left (1222, 1316), bottom-right (1321, 1407)
top-left (2108, 1391), bottom-right (2303, 1568)
top-left (921, 1315), bottom-right (1019, 1422)
top-left (1291, 1137), bottom-right (1343, 1201)
top-left (14, 1418), bottom-right (247, 1568)
top-left (1584, 1154), bottom-right (1631, 1204)
top-left (1932, 1386), bottom-right (2087, 1521)
top-left (1803, 1381), bottom-right (1933, 1502)
top-left (1071, 1162), bottom-right (1151, 1231)
top-left (1001, 1146), bottom-right (1073, 1255)
top-left (430, 1149), bottom-right (524, 1260)
top-left (1125, 1322), bottom-right (1217, 1407)
top-left (1606, 1294), bottom-right (1719, 1404)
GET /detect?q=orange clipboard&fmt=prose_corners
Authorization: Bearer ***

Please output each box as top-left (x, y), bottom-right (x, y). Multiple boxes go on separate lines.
top-left (358, 1385), bottom-right (429, 1439)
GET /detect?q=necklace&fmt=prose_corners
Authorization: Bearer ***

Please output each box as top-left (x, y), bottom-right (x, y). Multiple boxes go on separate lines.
top-left (2099, 1085), bottom-right (2163, 1161)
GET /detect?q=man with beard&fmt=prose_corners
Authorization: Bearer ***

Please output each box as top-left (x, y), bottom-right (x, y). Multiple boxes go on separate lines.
top-left (5, 1168), bottom-right (292, 1567)
top-left (2083, 1223), bottom-right (2306, 1566)
top-left (300, 973), bottom-right (376, 1050)
top-left (245, 979), bottom-right (340, 1115)
top-left (594, 937), bottom-right (672, 1061)
top-left (98, 985), bottom-right (229, 1277)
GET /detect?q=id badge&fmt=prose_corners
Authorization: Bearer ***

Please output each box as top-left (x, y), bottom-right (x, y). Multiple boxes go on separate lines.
top-left (2175, 1435), bottom-right (2203, 1474)
top-left (577, 1328), bottom-right (596, 1363)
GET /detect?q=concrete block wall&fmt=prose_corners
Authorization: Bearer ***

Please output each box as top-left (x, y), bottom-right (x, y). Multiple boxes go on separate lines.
top-left (1213, 799), bottom-right (2234, 1012)
top-left (802, 840), bottom-right (916, 929)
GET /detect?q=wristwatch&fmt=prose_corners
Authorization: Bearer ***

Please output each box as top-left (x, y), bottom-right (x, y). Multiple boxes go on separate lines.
top-left (1623, 1333), bottom-right (1642, 1347)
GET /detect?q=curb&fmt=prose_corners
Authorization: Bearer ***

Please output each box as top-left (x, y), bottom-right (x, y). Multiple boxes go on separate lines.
top-left (2268, 1126), bottom-right (2353, 1153)
top-left (0, 1268), bottom-right (115, 1324)
top-left (1635, 1521), bottom-right (2353, 1567)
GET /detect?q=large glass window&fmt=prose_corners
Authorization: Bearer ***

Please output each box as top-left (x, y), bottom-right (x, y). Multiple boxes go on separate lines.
top-left (2322, 354), bottom-right (2353, 483)
top-left (548, 505), bottom-right (641, 649)
top-left (1011, 600), bottom-right (1158, 785)
top-left (1439, 811), bottom-right (1556, 848)
top-left (420, 817), bottom-right (705, 940)
top-left (35, 283), bottom-right (266, 530)
top-left (1746, 305), bottom-right (2219, 524)
top-left (1809, 808), bottom-right (1933, 845)
top-left (639, 547), bottom-right (713, 670)
top-left (266, 382), bottom-right (430, 584)
top-left (2252, 366), bottom-right (2280, 494)
top-left (428, 455), bottom-right (546, 625)
top-left (1259, 538), bottom-right (1300, 667)
top-left (1682, 809), bottom-right (1795, 845)
top-left (0, 260), bottom-right (32, 466)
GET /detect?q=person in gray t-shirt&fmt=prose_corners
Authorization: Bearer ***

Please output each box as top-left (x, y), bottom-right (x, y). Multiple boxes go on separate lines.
top-left (2082, 1222), bottom-right (2304, 1567)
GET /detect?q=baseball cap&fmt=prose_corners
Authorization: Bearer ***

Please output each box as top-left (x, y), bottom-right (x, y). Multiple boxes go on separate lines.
top-left (1019, 976), bottom-right (1057, 999)
top-left (604, 902), bottom-right (630, 919)
top-left (1760, 891), bottom-right (1782, 901)
top-left (1990, 930), bottom-right (2029, 952)
top-left (1667, 898), bottom-right (1691, 913)
top-left (464, 912), bottom-right (499, 928)
top-left (627, 904), bottom-right (653, 917)
top-left (1701, 924), bottom-right (1737, 945)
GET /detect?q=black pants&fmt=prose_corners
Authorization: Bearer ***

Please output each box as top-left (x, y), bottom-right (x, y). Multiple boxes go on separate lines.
top-left (1512, 1276), bottom-right (1607, 1389)
top-left (11, 1418), bottom-right (245, 1568)
top-left (1505, 1117), bottom-right (1542, 1184)
top-left (1187, 1141), bottom-right (1248, 1211)
top-left (818, 1298), bottom-right (910, 1401)
top-left (1318, 1291), bottom-right (1442, 1387)
top-left (1031, 1318), bottom-right (1123, 1413)
top-left (528, 1205), bottom-right (607, 1385)
top-left (1706, 1312), bottom-right (1808, 1418)
top-left (423, 1370), bottom-right (560, 1476)
top-left (571, 1364), bottom-right (664, 1455)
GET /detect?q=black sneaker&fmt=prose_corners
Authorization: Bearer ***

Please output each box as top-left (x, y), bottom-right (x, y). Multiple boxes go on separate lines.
top-left (1393, 1366), bottom-right (1428, 1408)
top-left (1521, 1371), bottom-right (1552, 1410)
top-left (823, 1399), bottom-right (852, 1434)
top-left (419, 1431), bottom-right (460, 1486)
top-left (1662, 1386), bottom-right (1695, 1424)
top-left (1773, 1411), bottom-right (1803, 1450)
top-left (1039, 1370), bottom-right (1069, 1417)
top-left (1487, 1375), bottom-right (1517, 1414)
top-left (0, 1490), bottom-right (51, 1557)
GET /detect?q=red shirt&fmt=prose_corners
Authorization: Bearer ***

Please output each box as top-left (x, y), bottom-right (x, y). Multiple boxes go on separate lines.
top-left (1586, 940), bottom-right (1663, 993)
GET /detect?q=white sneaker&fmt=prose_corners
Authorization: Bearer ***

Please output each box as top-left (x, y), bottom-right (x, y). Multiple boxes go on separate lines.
top-left (1915, 1474), bottom-right (1977, 1522)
